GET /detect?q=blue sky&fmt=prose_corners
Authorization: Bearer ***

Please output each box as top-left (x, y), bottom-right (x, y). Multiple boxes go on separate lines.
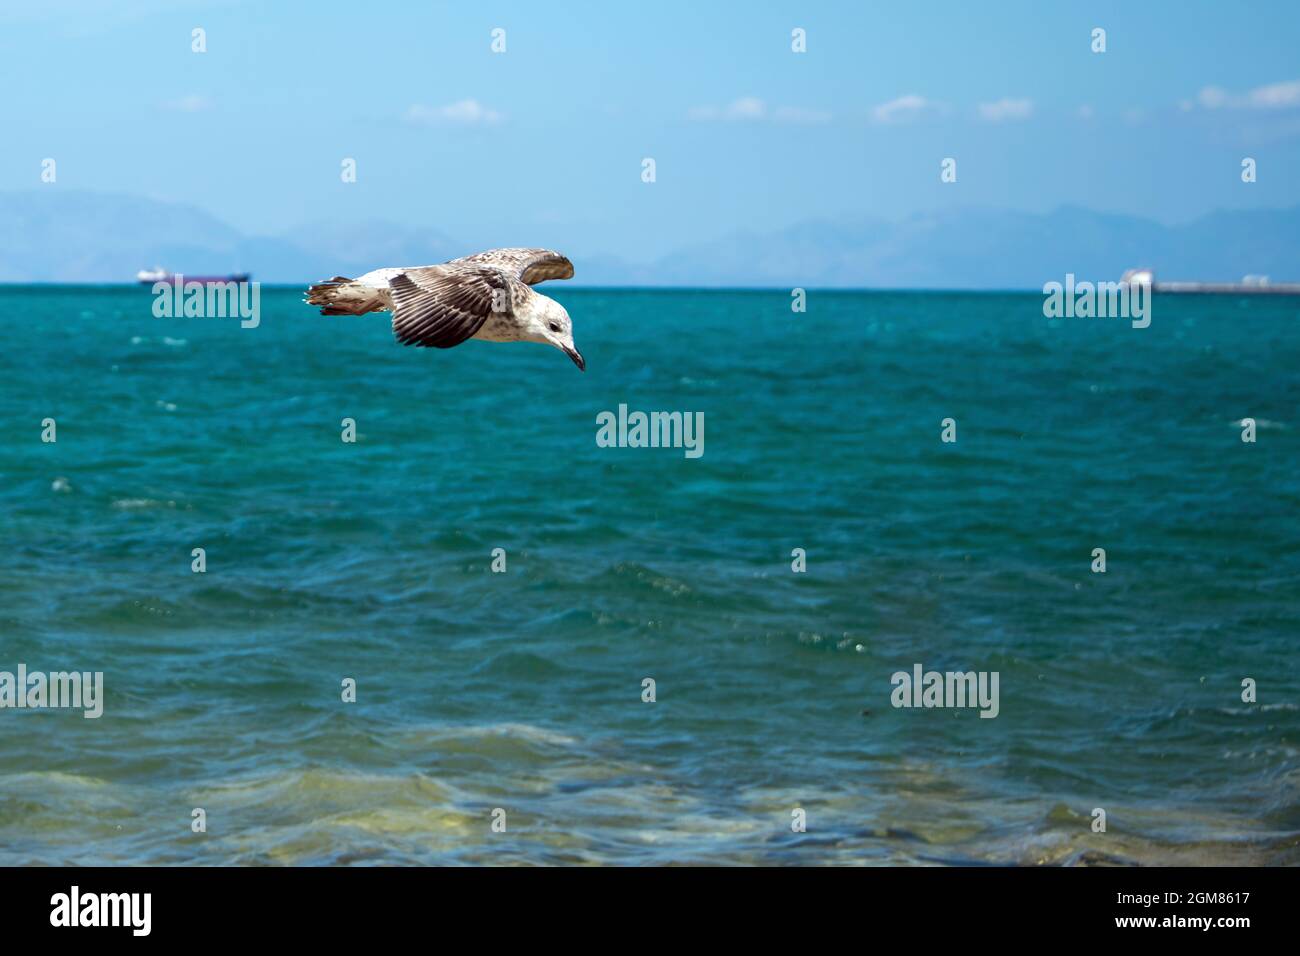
top-left (4, 0), bottom-right (1300, 261)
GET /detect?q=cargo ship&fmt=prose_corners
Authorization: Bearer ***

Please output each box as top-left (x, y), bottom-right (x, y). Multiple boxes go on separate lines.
top-left (1121, 268), bottom-right (1300, 295)
top-left (137, 267), bottom-right (251, 284)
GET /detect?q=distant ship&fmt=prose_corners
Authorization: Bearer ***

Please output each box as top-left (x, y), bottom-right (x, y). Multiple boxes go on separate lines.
top-left (137, 267), bottom-right (251, 285)
top-left (1121, 268), bottom-right (1300, 295)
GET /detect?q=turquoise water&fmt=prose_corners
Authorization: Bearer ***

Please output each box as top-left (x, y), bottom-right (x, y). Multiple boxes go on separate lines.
top-left (0, 285), bottom-right (1297, 865)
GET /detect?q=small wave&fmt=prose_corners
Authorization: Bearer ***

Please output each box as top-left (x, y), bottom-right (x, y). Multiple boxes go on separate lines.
top-left (0, 770), bottom-right (113, 790)
top-left (470, 651), bottom-right (565, 678)
top-left (437, 722), bottom-right (581, 748)
top-left (111, 498), bottom-right (177, 510)
top-left (391, 721), bottom-right (589, 764)
top-left (1218, 702), bottom-right (1299, 714)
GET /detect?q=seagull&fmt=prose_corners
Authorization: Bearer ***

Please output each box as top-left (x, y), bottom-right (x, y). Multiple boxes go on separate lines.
top-left (305, 247), bottom-right (584, 370)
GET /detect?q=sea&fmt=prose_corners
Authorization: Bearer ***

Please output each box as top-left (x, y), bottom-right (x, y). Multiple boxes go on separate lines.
top-left (0, 285), bottom-right (1296, 865)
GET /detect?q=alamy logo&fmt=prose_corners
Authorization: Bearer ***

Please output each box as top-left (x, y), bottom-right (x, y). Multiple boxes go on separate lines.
top-left (1042, 273), bottom-right (1150, 328)
top-left (0, 664), bottom-right (103, 718)
top-left (50, 886), bottom-right (151, 936)
top-left (890, 663), bottom-right (999, 718)
top-left (596, 404), bottom-right (704, 459)
top-left (152, 276), bottom-right (261, 328)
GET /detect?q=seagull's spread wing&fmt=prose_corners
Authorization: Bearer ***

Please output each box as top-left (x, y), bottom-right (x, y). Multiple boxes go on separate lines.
top-left (448, 248), bottom-right (574, 285)
top-left (388, 265), bottom-right (514, 348)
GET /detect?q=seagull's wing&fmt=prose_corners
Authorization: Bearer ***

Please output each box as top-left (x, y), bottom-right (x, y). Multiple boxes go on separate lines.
top-left (448, 248), bottom-right (574, 285)
top-left (388, 265), bottom-right (514, 348)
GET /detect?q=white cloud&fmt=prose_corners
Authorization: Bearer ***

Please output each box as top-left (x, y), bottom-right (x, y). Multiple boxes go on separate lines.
top-left (1198, 86), bottom-right (1229, 109)
top-left (1246, 79), bottom-right (1300, 108)
top-left (689, 97), bottom-right (830, 124)
top-left (872, 94), bottom-right (930, 124)
top-left (162, 94), bottom-right (212, 113)
top-left (977, 97), bottom-right (1033, 122)
top-left (1191, 79), bottom-right (1300, 111)
top-left (406, 99), bottom-right (502, 126)
top-left (726, 96), bottom-right (766, 119)
top-left (689, 97), bottom-right (764, 121)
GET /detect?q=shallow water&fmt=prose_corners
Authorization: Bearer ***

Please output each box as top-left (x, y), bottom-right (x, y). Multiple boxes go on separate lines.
top-left (0, 286), bottom-right (1297, 865)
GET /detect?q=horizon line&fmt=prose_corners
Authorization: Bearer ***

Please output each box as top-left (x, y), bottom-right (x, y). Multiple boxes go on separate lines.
top-left (0, 281), bottom-right (1056, 294)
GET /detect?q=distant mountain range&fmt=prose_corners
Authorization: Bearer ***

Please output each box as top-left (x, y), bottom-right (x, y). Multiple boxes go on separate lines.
top-left (3, 190), bottom-right (1298, 289)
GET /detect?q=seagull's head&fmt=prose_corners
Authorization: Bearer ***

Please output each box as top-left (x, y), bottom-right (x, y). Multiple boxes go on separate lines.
top-left (529, 297), bottom-right (584, 371)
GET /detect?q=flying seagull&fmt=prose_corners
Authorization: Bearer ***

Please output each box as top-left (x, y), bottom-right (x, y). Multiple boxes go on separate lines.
top-left (305, 248), bottom-right (583, 370)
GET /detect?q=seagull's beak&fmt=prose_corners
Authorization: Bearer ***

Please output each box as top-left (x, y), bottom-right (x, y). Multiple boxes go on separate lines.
top-left (563, 345), bottom-right (586, 371)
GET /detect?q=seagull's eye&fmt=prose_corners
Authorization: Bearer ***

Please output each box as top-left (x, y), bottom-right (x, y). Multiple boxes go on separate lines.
top-left (548, 323), bottom-right (561, 333)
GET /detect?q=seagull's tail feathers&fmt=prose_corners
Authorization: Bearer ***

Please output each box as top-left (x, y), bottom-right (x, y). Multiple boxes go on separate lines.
top-left (305, 276), bottom-right (387, 315)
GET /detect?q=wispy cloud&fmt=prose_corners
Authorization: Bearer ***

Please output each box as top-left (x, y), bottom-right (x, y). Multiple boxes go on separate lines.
top-left (688, 97), bottom-right (765, 121)
top-left (161, 94), bottom-right (212, 113)
top-left (1248, 80), bottom-right (1300, 108)
top-left (771, 105), bottom-right (832, 124)
top-left (406, 99), bottom-right (502, 126)
top-left (871, 94), bottom-right (934, 124)
top-left (1184, 79), bottom-right (1300, 111)
top-left (689, 97), bottom-right (829, 124)
top-left (977, 97), bottom-right (1033, 122)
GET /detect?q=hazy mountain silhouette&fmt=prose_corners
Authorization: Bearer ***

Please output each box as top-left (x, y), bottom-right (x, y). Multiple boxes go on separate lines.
top-left (3, 190), bottom-right (1297, 288)
top-left (642, 206), bottom-right (1300, 288)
